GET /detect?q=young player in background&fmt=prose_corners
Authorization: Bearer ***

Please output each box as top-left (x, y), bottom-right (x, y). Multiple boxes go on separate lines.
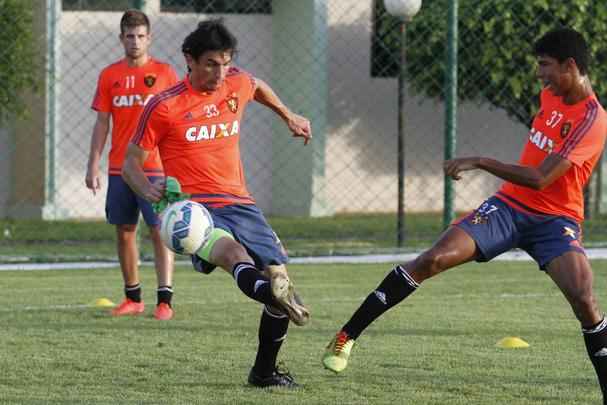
top-left (323, 27), bottom-right (607, 403)
top-left (85, 10), bottom-right (179, 321)
top-left (123, 19), bottom-right (311, 388)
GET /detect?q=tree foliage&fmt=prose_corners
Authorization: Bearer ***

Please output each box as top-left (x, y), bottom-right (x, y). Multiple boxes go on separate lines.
top-left (0, 0), bottom-right (39, 123)
top-left (375, 0), bottom-right (607, 125)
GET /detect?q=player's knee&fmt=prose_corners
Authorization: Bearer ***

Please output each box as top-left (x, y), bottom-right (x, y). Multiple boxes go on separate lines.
top-left (214, 240), bottom-right (251, 269)
top-left (414, 250), bottom-right (448, 278)
top-left (116, 224), bottom-right (137, 241)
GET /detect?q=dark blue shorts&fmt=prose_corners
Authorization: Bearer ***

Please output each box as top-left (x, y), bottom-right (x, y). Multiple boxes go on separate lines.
top-left (105, 175), bottom-right (160, 226)
top-left (455, 195), bottom-right (585, 270)
top-left (191, 204), bottom-right (288, 274)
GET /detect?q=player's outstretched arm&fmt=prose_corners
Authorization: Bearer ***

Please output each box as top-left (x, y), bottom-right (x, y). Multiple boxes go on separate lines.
top-left (122, 143), bottom-right (165, 202)
top-left (85, 111), bottom-right (110, 195)
top-left (253, 78), bottom-right (312, 145)
top-left (444, 153), bottom-right (571, 190)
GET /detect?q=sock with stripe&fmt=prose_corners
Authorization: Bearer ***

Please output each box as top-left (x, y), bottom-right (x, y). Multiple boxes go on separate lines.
top-left (232, 262), bottom-right (274, 306)
top-left (253, 305), bottom-right (290, 376)
top-left (583, 317), bottom-right (607, 403)
top-left (342, 265), bottom-right (419, 339)
top-left (125, 283), bottom-right (141, 302)
top-left (157, 285), bottom-right (173, 306)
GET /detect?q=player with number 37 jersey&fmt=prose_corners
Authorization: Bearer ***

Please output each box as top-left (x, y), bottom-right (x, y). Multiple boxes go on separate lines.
top-left (322, 28), bottom-right (607, 403)
top-left (498, 87), bottom-right (606, 222)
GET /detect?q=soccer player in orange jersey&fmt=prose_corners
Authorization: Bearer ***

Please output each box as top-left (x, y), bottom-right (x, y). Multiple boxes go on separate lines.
top-left (85, 10), bottom-right (179, 321)
top-left (123, 19), bottom-right (311, 388)
top-left (323, 28), bottom-right (607, 402)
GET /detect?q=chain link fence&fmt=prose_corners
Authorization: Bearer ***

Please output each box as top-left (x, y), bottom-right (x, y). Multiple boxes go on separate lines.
top-left (1, 0), bottom-right (607, 262)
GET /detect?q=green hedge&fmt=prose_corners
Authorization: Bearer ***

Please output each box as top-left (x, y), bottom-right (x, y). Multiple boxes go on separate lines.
top-left (0, 0), bottom-right (39, 123)
top-left (376, 0), bottom-right (607, 125)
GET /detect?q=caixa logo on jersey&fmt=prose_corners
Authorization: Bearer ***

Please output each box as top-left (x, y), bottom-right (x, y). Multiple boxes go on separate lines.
top-left (112, 94), bottom-right (155, 107)
top-left (528, 127), bottom-right (554, 153)
top-left (185, 120), bottom-right (240, 142)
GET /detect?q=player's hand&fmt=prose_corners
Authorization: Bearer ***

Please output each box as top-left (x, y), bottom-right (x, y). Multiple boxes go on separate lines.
top-left (287, 113), bottom-right (312, 145)
top-left (444, 157), bottom-right (481, 180)
top-left (144, 177), bottom-right (166, 203)
top-left (85, 167), bottom-right (101, 195)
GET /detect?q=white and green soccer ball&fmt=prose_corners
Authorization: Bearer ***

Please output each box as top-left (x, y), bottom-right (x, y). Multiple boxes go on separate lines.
top-left (160, 200), bottom-right (214, 255)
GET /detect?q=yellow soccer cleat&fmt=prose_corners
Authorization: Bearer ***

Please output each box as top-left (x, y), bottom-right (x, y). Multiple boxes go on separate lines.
top-left (322, 330), bottom-right (355, 373)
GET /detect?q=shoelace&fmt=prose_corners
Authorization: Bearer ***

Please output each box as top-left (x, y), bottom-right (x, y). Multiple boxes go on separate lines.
top-left (334, 331), bottom-right (350, 353)
top-left (275, 361), bottom-right (294, 382)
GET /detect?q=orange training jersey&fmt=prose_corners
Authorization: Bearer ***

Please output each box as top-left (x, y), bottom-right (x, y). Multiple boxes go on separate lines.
top-left (498, 88), bottom-right (607, 222)
top-left (91, 58), bottom-right (179, 175)
top-left (131, 67), bottom-right (257, 207)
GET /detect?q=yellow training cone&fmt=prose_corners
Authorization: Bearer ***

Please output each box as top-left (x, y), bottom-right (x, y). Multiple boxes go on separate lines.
top-left (496, 336), bottom-right (530, 349)
top-left (94, 298), bottom-right (115, 308)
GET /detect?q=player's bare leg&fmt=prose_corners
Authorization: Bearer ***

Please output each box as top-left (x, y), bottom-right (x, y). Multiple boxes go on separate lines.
top-left (116, 224), bottom-right (140, 285)
top-left (406, 226), bottom-right (479, 282)
top-left (324, 226), bottom-right (478, 373)
top-left (150, 225), bottom-right (174, 287)
top-left (112, 224), bottom-right (144, 316)
top-left (149, 225), bottom-right (175, 320)
top-left (546, 252), bottom-right (607, 402)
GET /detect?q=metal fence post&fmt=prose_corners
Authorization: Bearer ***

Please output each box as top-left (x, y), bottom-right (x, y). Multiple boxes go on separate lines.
top-left (397, 20), bottom-right (406, 247)
top-left (443, 0), bottom-right (458, 228)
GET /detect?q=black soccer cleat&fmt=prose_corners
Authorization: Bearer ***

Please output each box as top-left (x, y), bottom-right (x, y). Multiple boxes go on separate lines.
top-left (247, 367), bottom-right (299, 389)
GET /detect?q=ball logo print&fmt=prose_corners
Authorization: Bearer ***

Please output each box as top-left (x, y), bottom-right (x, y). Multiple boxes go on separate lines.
top-left (160, 200), bottom-right (214, 255)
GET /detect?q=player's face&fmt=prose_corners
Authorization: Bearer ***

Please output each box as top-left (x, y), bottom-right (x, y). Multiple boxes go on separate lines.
top-left (187, 50), bottom-right (233, 92)
top-left (536, 55), bottom-right (573, 96)
top-left (120, 25), bottom-right (151, 61)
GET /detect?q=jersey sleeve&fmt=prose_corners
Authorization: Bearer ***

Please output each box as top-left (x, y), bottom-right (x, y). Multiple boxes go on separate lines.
top-left (131, 98), bottom-right (170, 151)
top-left (556, 101), bottom-right (606, 166)
top-left (243, 71), bottom-right (256, 102)
top-left (229, 67), bottom-right (256, 102)
top-left (91, 69), bottom-right (112, 112)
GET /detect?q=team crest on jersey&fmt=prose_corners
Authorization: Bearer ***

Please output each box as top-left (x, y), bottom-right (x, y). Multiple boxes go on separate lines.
top-left (561, 122), bottom-right (572, 138)
top-left (471, 212), bottom-right (488, 225)
top-left (227, 94), bottom-right (238, 113)
top-left (144, 74), bottom-right (156, 88)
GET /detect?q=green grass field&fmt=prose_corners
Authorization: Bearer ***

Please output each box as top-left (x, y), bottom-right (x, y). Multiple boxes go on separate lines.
top-left (1, 260), bottom-right (606, 404)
